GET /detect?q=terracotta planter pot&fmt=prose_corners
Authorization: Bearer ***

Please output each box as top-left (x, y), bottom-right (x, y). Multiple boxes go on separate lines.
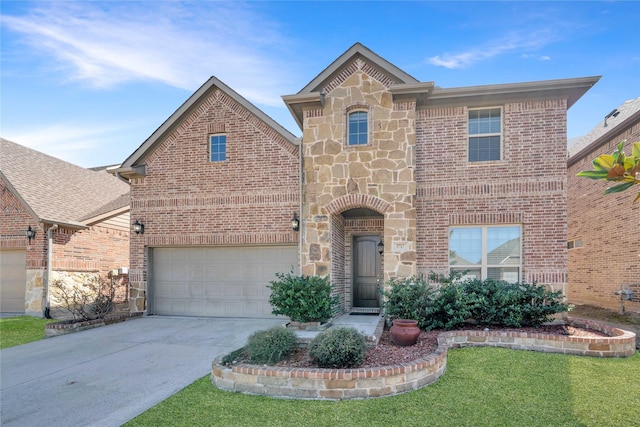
top-left (390, 319), bottom-right (420, 346)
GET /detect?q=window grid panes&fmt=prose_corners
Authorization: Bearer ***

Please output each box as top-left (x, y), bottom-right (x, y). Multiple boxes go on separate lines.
top-left (210, 134), bottom-right (226, 162)
top-left (449, 225), bottom-right (521, 283)
top-left (348, 111), bottom-right (368, 145)
top-left (468, 108), bottom-right (501, 162)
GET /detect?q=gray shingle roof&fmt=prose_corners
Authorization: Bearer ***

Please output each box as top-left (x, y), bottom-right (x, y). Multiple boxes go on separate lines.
top-left (568, 96), bottom-right (640, 158)
top-left (0, 138), bottom-right (130, 227)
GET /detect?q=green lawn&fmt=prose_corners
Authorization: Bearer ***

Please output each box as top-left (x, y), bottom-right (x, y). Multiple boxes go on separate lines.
top-left (0, 315), bottom-right (56, 349)
top-left (126, 347), bottom-right (640, 427)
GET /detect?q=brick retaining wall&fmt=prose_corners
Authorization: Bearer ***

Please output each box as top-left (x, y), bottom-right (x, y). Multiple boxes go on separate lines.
top-left (211, 318), bottom-right (636, 400)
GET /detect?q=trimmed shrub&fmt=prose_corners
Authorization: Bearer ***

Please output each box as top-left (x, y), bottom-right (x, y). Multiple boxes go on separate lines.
top-left (245, 326), bottom-right (298, 365)
top-left (382, 275), bottom-right (435, 329)
top-left (268, 272), bottom-right (340, 323)
top-left (384, 271), bottom-right (570, 330)
top-left (309, 327), bottom-right (367, 368)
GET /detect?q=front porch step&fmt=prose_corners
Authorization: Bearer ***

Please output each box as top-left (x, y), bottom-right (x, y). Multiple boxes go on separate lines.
top-left (350, 307), bottom-right (381, 314)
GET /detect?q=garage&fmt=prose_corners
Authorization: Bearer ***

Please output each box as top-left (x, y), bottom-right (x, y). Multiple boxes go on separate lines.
top-left (150, 246), bottom-right (297, 318)
top-left (0, 249), bottom-right (26, 313)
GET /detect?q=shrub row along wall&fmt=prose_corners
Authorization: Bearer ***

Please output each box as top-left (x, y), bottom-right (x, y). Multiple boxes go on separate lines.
top-left (210, 319), bottom-right (636, 400)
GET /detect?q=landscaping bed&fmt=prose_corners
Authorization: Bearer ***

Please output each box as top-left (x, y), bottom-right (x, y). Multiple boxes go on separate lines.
top-left (211, 318), bottom-right (636, 400)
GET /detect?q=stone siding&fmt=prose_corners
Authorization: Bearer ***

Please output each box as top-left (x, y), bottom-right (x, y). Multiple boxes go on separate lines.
top-left (301, 59), bottom-right (417, 286)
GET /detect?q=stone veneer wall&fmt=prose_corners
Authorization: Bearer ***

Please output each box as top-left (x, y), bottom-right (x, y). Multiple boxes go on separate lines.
top-left (301, 59), bottom-right (417, 286)
top-left (128, 88), bottom-right (299, 313)
top-left (567, 126), bottom-right (640, 312)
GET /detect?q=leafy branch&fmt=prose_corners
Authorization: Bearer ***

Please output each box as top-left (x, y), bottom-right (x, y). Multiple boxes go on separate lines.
top-left (577, 141), bottom-right (640, 203)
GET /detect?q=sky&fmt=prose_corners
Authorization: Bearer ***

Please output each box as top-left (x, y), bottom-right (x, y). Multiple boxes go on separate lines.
top-left (1, 1), bottom-right (639, 168)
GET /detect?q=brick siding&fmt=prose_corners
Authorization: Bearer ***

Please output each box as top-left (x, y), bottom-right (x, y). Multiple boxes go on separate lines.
top-left (129, 88), bottom-right (300, 312)
top-left (567, 124), bottom-right (640, 311)
top-left (416, 100), bottom-right (569, 292)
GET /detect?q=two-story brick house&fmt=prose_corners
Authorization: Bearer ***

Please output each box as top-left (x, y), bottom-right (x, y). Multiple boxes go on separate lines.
top-left (116, 43), bottom-right (599, 318)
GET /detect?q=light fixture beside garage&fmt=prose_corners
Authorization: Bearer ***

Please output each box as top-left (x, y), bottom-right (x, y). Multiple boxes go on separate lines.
top-left (378, 241), bottom-right (384, 254)
top-left (291, 213), bottom-right (300, 231)
top-left (25, 225), bottom-right (36, 242)
top-left (132, 220), bottom-right (145, 235)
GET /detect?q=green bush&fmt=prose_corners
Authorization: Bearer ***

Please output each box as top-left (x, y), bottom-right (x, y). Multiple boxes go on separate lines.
top-left (308, 327), bottom-right (367, 368)
top-left (268, 272), bottom-right (339, 323)
top-left (383, 271), bottom-right (570, 330)
top-left (382, 275), bottom-right (435, 329)
top-left (245, 326), bottom-right (298, 365)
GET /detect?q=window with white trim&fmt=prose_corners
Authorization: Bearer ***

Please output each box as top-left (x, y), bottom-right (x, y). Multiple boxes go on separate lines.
top-left (449, 225), bottom-right (521, 282)
top-left (209, 134), bottom-right (226, 162)
top-left (468, 108), bottom-right (501, 162)
top-left (348, 111), bottom-right (368, 145)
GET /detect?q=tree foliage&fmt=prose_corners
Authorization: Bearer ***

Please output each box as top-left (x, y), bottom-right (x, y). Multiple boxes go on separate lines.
top-left (577, 141), bottom-right (640, 203)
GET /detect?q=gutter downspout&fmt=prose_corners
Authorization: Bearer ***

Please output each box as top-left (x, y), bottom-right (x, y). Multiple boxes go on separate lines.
top-left (115, 171), bottom-right (130, 184)
top-left (298, 138), bottom-right (303, 275)
top-left (44, 224), bottom-right (58, 318)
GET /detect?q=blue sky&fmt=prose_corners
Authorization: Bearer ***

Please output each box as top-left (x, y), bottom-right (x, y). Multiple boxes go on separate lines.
top-left (2, 1), bottom-right (639, 168)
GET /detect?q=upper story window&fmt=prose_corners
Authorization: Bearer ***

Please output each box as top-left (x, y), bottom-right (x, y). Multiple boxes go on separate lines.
top-left (449, 225), bottom-right (521, 283)
top-left (209, 134), bottom-right (226, 162)
top-left (348, 111), bottom-right (368, 146)
top-left (468, 108), bottom-right (501, 162)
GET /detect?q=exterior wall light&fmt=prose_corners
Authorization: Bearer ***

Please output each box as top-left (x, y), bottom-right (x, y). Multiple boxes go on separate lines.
top-left (378, 241), bottom-right (384, 254)
top-left (291, 213), bottom-right (300, 231)
top-left (132, 220), bottom-right (145, 235)
top-left (25, 225), bottom-right (36, 242)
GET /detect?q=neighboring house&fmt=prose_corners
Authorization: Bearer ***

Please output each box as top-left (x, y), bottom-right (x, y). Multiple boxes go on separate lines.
top-left (0, 138), bottom-right (131, 316)
top-left (115, 43), bottom-right (599, 318)
top-left (567, 97), bottom-right (640, 312)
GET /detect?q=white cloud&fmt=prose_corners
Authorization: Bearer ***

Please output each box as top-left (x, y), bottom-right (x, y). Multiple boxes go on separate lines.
top-left (2, 1), bottom-right (294, 106)
top-left (427, 30), bottom-right (557, 69)
top-left (3, 122), bottom-right (143, 167)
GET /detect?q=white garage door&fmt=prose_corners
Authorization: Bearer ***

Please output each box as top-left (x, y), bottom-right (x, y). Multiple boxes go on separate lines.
top-left (0, 250), bottom-right (26, 313)
top-left (151, 246), bottom-right (297, 318)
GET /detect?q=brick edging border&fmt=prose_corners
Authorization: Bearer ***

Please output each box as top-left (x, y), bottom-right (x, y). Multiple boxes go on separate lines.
top-left (44, 312), bottom-right (143, 337)
top-left (210, 318), bottom-right (636, 400)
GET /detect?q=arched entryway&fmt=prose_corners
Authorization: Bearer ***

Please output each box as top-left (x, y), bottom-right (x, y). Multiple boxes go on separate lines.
top-left (331, 207), bottom-right (384, 313)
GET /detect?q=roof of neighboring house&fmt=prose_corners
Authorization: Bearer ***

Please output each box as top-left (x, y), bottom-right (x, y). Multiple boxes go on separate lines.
top-left (568, 96), bottom-right (640, 163)
top-left (0, 138), bottom-right (130, 228)
top-left (115, 76), bottom-right (297, 179)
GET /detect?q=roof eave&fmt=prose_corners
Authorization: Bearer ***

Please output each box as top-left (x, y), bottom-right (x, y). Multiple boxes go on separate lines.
top-left (427, 76), bottom-right (601, 109)
top-left (39, 218), bottom-right (89, 230)
top-left (390, 82), bottom-right (436, 107)
top-left (281, 92), bottom-right (324, 131)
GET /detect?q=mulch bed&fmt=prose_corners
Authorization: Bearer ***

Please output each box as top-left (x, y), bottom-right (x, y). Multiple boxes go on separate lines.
top-left (273, 324), bottom-right (610, 369)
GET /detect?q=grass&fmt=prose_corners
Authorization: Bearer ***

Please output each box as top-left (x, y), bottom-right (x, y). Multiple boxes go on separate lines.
top-left (0, 315), bottom-right (56, 349)
top-left (125, 347), bottom-right (640, 427)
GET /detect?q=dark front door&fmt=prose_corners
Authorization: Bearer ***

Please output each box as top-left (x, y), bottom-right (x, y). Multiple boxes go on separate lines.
top-left (353, 235), bottom-right (381, 308)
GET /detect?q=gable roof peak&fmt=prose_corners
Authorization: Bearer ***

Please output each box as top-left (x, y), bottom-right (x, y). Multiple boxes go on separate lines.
top-left (297, 42), bottom-right (419, 95)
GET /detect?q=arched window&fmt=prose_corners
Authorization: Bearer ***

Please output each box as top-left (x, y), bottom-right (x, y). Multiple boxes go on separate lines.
top-left (348, 111), bottom-right (368, 146)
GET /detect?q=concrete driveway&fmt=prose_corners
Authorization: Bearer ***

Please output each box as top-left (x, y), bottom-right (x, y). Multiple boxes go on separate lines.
top-left (0, 316), bottom-right (283, 427)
